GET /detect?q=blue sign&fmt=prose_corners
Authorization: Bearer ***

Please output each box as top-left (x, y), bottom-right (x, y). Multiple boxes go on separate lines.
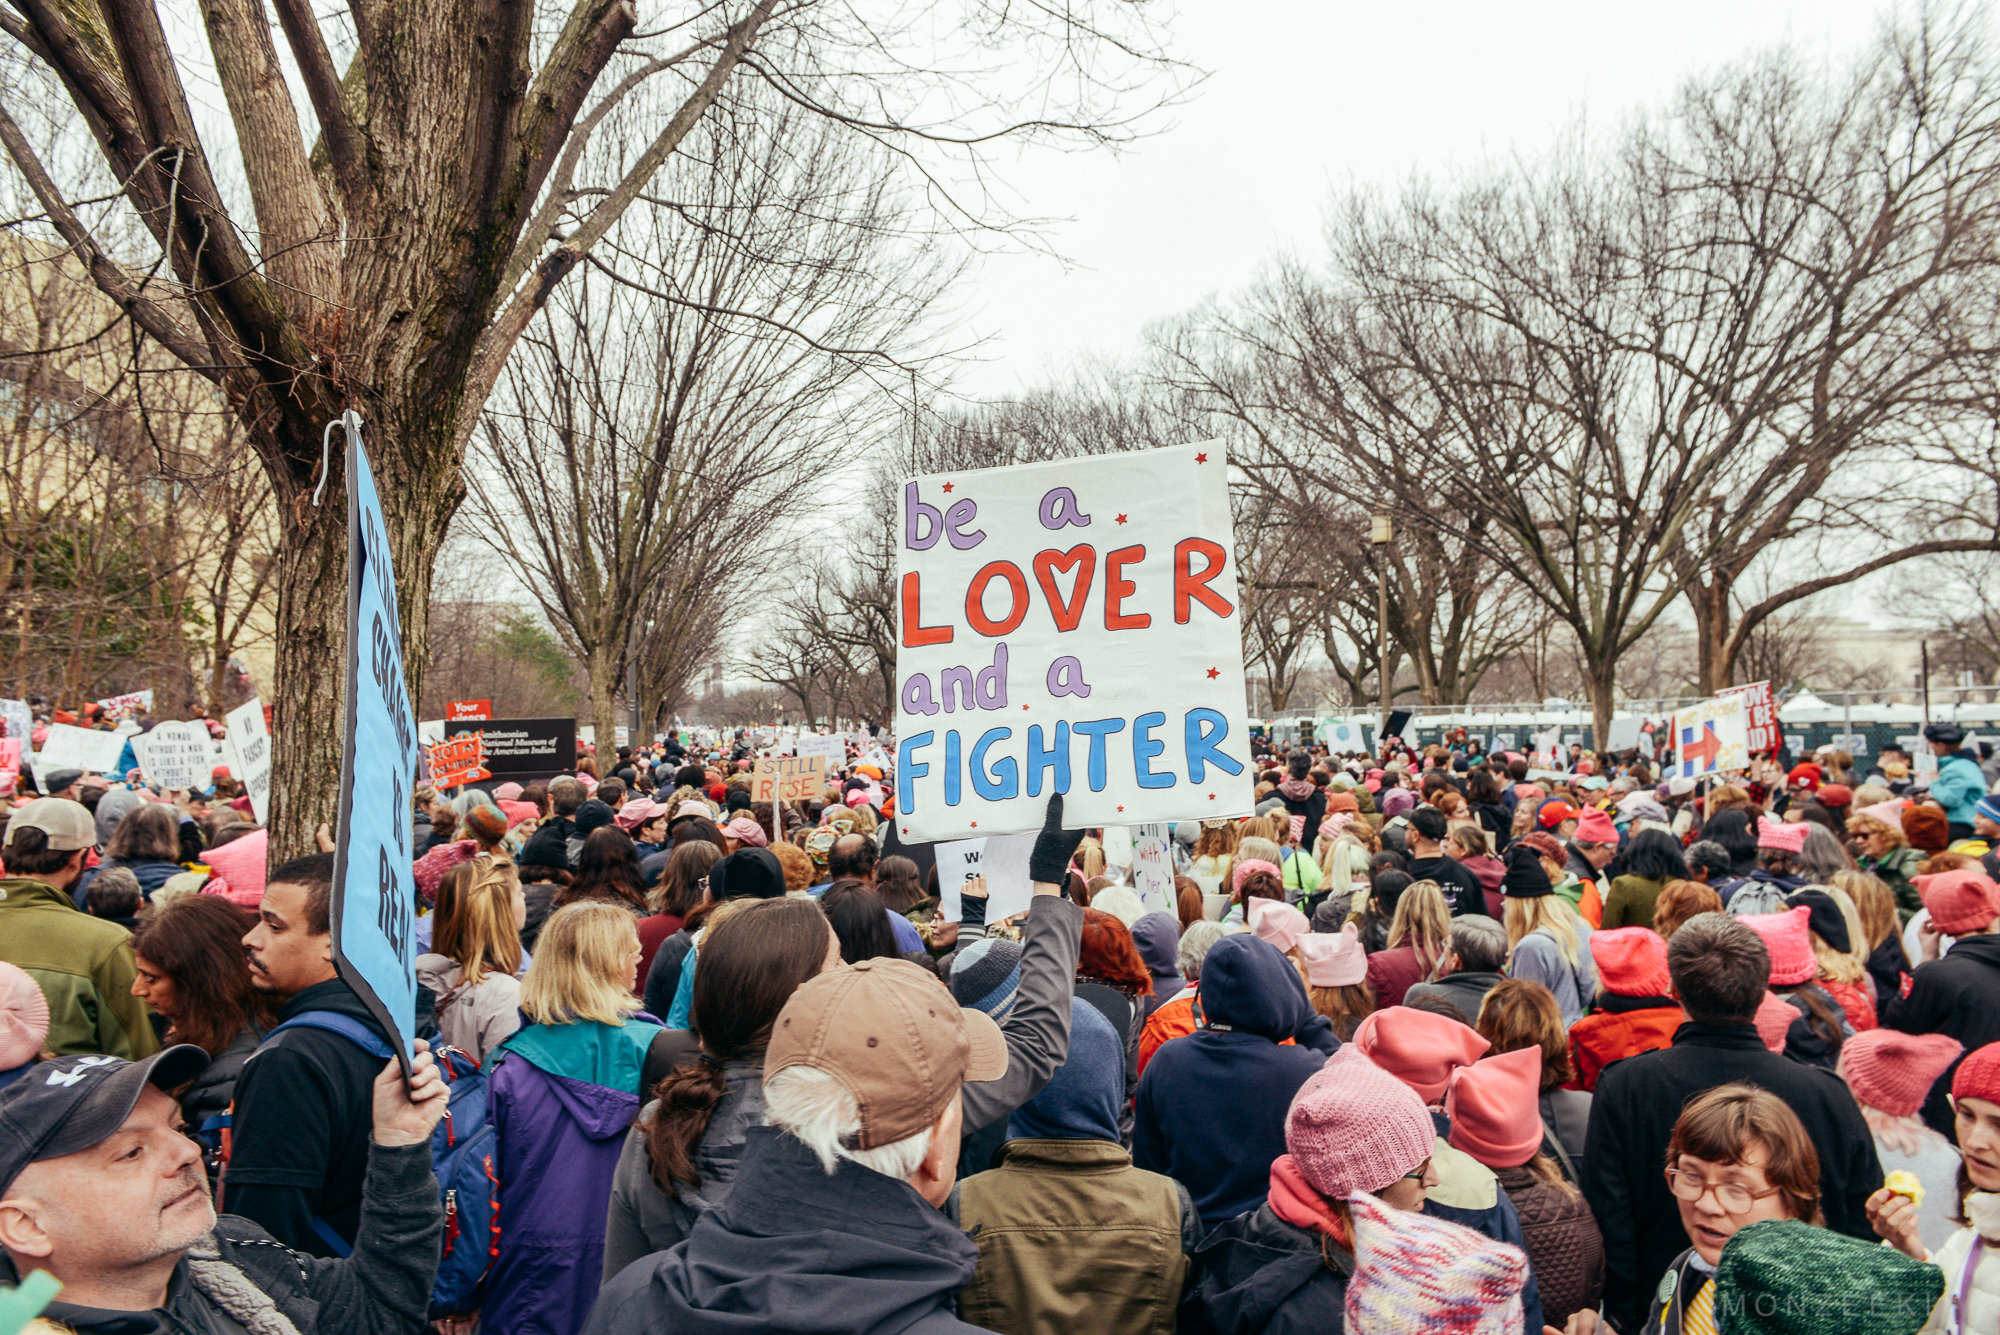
top-left (328, 412), bottom-right (418, 1073)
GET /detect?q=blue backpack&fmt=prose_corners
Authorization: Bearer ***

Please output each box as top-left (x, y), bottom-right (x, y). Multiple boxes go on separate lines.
top-left (229, 1012), bottom-right (499, 1315)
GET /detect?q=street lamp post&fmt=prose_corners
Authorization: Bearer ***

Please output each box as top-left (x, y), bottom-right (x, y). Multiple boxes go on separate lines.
top-left (1370, 512), bottom-right (1395, 747)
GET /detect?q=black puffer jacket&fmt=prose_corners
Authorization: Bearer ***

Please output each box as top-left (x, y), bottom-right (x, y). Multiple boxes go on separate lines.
top-left (1180, 1202), bottom-right (1350, 1335)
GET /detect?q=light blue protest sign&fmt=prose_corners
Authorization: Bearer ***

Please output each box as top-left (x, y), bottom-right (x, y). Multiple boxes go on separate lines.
top-left (328, 412), bottom-right (418, 1074)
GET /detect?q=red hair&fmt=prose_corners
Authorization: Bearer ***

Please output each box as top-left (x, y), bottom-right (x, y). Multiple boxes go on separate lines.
top-left (1078, 908), bottom-right (1154, 995)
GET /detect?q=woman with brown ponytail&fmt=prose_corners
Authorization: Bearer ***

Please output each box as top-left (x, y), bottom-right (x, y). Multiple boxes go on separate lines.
top-left (599, 895), bottom-right (840, 1282)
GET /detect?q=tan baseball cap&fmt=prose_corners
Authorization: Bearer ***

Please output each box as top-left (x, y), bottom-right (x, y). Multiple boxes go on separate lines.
top-left (765, 956), bottom-right (1007, 1150)
top-left (4, 798), bottom-right (95, 852)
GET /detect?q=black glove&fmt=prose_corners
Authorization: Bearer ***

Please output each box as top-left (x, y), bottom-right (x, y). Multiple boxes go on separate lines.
top-left (1027, 793), bottom-right (1088, 884)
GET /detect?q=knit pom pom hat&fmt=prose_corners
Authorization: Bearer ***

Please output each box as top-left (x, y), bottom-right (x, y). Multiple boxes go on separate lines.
top-left (1232, 859), bottom-right (1282, 894)
top-left (1353, 1006), bottom-right (1491, 1104)
top-left (1590, 927), bottom-right (1672, 998)
top-left (1344, 1191), bottom-right (1528, 1335)
top-left (1840, 1029), bottom-right (1962, 1118)
top-left (1285, 1045), bottom-right (1435, 1198)
top-left (1445, 1047), bottom-right (1544, 1169)
top-left (1740, 906), bottom-right (1816, 987)
top-left (949, 937), bottom-right (1023, 1019)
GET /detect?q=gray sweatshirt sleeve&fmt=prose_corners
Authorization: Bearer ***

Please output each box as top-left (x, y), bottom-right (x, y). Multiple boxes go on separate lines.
top-left (602, 1124), bottom-right (660, 1285)
top-left (296, 1141), bottom-right (443, 1335)
top-left (960, 893), bottom-right (1083, 1133)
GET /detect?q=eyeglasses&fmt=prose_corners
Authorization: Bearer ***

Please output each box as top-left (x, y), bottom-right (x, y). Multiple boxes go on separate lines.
top-left (1401, 1158), bottom-right (1433, 1183)
top-left (1664, 1167), bottom-right (1783, 1214)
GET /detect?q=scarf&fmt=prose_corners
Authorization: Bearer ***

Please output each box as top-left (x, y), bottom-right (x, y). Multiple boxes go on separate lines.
top-left (1266, 1154), bottom-right (1354, 1248)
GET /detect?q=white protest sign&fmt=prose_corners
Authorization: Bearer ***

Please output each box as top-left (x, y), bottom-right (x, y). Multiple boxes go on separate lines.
top-left (933, 831), bottom-right (1037, 924)
top-left (1604, 715), bottom-right (1642, 752)
top-left (893, 442), bottom-right (1254, 841)
top-left (1719, 681), bottom-right (1778, 754)
top-left (1490, 732), bottom-right (1517, 752)
top-left (798, 733), bottom-right (845, 771)
top-left (94, 689), bottom-right (154, 720)
top-left (1674, 695), bottom-right (1751, 779)
top-left (0, 700), bottom-right (29, 742)
top-left (1100, 824), bottom-right (1135, 870)
top-left (1131, 821), bottom-right (1177, 915)
top-left (225, 698), bottom-right (273, 823)
top-left (134, 721), bottom-right (212, 790)
top-left (1318, 717), bottom-right (1372, 752)
top-left (36, 722), bottom-right (126, 776)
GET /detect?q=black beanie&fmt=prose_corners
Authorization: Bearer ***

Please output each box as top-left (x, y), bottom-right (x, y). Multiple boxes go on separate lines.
top-left (1501, 843), bottom-right (1554, 898)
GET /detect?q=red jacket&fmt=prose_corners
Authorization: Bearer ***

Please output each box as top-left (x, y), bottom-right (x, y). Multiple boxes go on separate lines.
top-left (1366, 945), bottom-right (1431, 1010)
top-left (1566, 998), bottom-right (1686, 1092)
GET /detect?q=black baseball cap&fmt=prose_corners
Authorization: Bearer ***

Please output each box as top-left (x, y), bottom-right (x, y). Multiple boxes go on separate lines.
top-left (0, 1046), bottom-right (209, 1192)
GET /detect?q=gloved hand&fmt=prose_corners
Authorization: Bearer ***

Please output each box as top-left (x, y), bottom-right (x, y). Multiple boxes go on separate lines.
top-left (1027, 792), bottom-right (1088, 885)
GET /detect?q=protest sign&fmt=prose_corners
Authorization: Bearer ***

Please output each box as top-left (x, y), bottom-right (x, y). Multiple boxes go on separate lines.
top-left (328, 413), bottom-right (418, 1074)
top-left (450, 717), bottom-right (575, 785)
top-left (1100, 824), bottom-right (1134, 870)
top-left (0, 739), bottom-right (19, 794)
top-left (1604, 715), bottom-right (1642, 752)
top-left (751, 755), bottom-right (826, 804)
top-left (0, 700), bottom-right (29, 742)
top-left (426, 731), bottom-right (491, 790)
top-left (1131, 822), bottom-right (1176, 915)
top-left (614, 725), bottom-right (630, 748)
top-left (933, 832), bottom-right (1037, 924)
top-left (893, 441), bottom-right (1254, 841)
top-left (1674, 695), bottom-right (1750, 779)
top-left (36, 722), bottom-right (126, 776)
top-left (1719, 681), bottom-right (1778, 754)
top-left (1318, 717), bottom-right (1372, 753)
top-left (93, 689), bottom-right (153, 720)
top-left (225, 697), bottom-right (273, 823)
top-left (1831, 732), bottom-right (1869, 755)
top-left (446, 699), bottom-right (491, 721)
top-left (797, 733), bottom-right (845, 770)
top-left (1490, 732), bottom-right (1517, 752)
top-left (135, 721), bottom-right (212, 791)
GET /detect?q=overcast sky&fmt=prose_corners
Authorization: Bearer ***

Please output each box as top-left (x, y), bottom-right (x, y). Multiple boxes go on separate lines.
top-left (950, 0), bottom-right (1891, 400)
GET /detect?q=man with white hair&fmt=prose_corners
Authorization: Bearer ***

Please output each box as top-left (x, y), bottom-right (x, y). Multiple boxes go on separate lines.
top-left (584, 957), bottom-right (1008, 1335)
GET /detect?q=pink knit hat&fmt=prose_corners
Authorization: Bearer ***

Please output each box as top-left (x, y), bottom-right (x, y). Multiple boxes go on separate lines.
top-left (1953, 1041), bottom-right (2000, 1106)
top-left (413, 838), bottom-right (479, 906)
top-left (723, 815), bottom-right (768, 848)
top-left (494, 782), bottom-right (524, 802)
top-left (1590, 927), bottom-right (1672, 998)
top-left (201, 828), bottom-right (268, 908)
top-left (1344, 1191), bottom-right (1528, 1335)
top-left (1753, 990), bottom-right (1794, 1053)
top-left (1445, 1048), bottom-right (1544, 1169)
top-left (0, 962), bottom-right (49, 1070)
top-left (1249, 898), bottom-right (1310, 955)
top-left (1298, 924), bottom-right (1367, 988)
top-left (1286, 1045), bottom-right (1435, 1198)
top-left (1573, 808), bottom-right (1617, 844)
top-left (1756, 815), bottom-right (1809, 854)
top-left (614, 796), bottom-right (670, 833)
top-left (1854, 799), bottom-right (1904, 833)
top-left (1232, 858), bottom-right (1282, 893)
top-left (1841, 1030), bottom-right (1962, 1117)
top-left (1740, 906), bottom-right (1815, 986)
top-left (1353, 1006), bottom-right (1491, 1103)
top-left (1918, 869), bottom-right (2000, 936)
top-left (499, 799), bottom-right (540, 829)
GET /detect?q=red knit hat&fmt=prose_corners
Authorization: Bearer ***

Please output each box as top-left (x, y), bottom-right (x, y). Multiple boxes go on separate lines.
top-left (1353, 1006), bottom-right (1491, 1104)
top-left (1574, 808), bottom-right (1617, 844)
top-left (1445, 1047), bottom-right (1544, 1169)
top-left (1740, 906), bottom-right (1816, 986)
top-left (1590, 927), bottom-right (1672, 998)
top-left (1918, 869), bottom-right (2000, 937)
top-left (1903, 804), bottom-right (1950, 853)
top-left (1286, 1045), bottom-right (1436, 1198)
top-left (1953, 1041), bottom-right (2000, 1106)
top-left (1841, 1030), bottom-right (1963, 1117)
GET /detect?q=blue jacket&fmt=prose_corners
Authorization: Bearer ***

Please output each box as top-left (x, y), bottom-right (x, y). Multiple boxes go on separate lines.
top-left (1133, 935), bottom-right (1338, 1226)
top-left (1931, 751), bottom-right (1987, 827)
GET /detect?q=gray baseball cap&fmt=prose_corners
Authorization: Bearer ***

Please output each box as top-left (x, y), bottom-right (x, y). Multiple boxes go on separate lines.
top-left (0, 1047), bottom-right (209, 1192)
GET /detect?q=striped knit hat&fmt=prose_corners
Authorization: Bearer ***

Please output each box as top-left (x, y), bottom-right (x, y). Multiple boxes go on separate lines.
top-left (949, 937), bottom-right (1023, 1019)
top-left (1344, 1191), bottom-right (1528, 1334)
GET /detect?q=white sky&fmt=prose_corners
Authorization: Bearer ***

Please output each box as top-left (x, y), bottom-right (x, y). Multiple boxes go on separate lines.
top-left (950, 0), bottom-right (1892, 400)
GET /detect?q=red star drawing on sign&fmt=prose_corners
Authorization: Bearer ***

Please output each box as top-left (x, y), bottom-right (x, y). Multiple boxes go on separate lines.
top-left (1117, 805), bottom-right (1125, 812)
top-left (1195, 452), bottom-right (1208, 463)
top-left (1115, 513), bottom-right (1128, 524)
top-left (941, 482), bottom-right (954, 492)
top-left (1022, 704), bottom-right (1030, 710)
top-left (1208, 793), bottom-right (1216, 800)
top-left (970, 821), bottom-right (978, 828)
top-left (1206, 667), bottom-right (1220, 679)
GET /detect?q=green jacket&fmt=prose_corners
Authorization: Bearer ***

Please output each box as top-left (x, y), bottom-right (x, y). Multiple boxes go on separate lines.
top-left (0, 876), bottom-right (157, 1059)
top-left (958, 1138), bottom-right (1192, 1335)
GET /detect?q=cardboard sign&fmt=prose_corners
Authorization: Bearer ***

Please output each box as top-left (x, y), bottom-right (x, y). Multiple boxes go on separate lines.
top-left (1131, 821), bottom-right (1176, 915)
top-left (426, 732), bottom-right (491, 790)
top-left (94, 689), bottom-right (153, 720)
top-left (446, 699), bottom-right (491, 721)
top-left (0, 700), bottom-right (29, 742)
top-left (225, 697), bottom-right (273, 823)
top-left (933, 832), bottom-right (1037, 924)
top-left (1719, 681), bottom-right (1778, 754)
top-left (328, 412), bottom-right (419, 1074)
top-left (450, 717), bottom-right (576, 784)
top-left (1674, 695), bottom-right (1750, 779)
top-left (134, 721), bottom-right (212, 790)
top-left (36, 722), bottom-right (127, 776)
top-left (752, 754), bottom-right (826, 804)
top-left (893, 442), bottom-right (1254, 840)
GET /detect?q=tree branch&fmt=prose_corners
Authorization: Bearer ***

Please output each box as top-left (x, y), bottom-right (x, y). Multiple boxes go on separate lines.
top-left (269, 0), bottom-right (368, 209)
top-left (516, 0), bottom-right (638, 211)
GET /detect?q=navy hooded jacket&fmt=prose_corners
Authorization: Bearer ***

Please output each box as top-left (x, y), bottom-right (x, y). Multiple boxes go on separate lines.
top-left (1132, 934), bottom-right (1338, 1226)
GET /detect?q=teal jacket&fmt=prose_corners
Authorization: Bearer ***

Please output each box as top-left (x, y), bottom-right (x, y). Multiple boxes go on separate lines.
top-left (1932, 751), bottom-right (1987, 827)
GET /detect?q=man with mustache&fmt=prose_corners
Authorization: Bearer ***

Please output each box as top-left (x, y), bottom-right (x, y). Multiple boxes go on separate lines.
top-left (0, 1041), bottom-right (445, 1335)
top-left (227, 852), bottom-right (401, 1256)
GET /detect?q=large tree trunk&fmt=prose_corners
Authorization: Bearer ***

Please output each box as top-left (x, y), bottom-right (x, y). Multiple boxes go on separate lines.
top-left (1686, 573), bottom-right (1736, 696)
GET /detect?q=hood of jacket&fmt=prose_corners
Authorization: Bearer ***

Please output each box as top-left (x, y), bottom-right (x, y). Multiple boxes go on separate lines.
top-left (588, 1125), bottom-right (980, 1335)
top-left (414, 953), bottom-right (463, 995)
top-left (1196, 934), bottom-right (1315, 1040)
top-left (93, 789), bottom-right (144, 846)
top-left (1129, 911), bottom-right (1181, 983)
top-left (496, 1019), bottom-right (659, 1140)
top-left (1008, 998), bottom-right (1122, 1142)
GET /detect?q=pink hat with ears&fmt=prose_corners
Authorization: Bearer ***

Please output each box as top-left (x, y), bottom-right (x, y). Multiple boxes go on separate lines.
top-left (1446, 1047), bottom-right (1545, 1169)
top-left (1353, 1006), bottom-right (1492, 1103)
top-left (1298, 924), bottom-right (1367, 988)
top-left (1249, 898), bottom-right (1310, 955)
top-left (201, 827), bottom-right (269, 908)
top-left (1232, 859), bottom-right (1283, 894)
top-left (1740, 906), bottom-right (1816, 987)
top-left (1756, 816), bottom-right (1810, 854)
top-left (1853, 799), bottom-right (1904, 833)
top-left (1753, 991), bottom-right (1794, 1053)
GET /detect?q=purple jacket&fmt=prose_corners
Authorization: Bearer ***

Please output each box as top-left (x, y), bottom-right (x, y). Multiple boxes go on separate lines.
top-left (484, 1016), bottom-right (662, 1335)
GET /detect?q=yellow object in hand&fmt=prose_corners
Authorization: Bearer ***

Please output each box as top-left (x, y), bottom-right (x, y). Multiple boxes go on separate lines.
top-left (1884, 1170), bottom-right (1924, 1207)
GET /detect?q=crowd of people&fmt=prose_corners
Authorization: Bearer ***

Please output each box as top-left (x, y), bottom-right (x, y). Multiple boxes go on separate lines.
top-left (0, 714), bottom-right (1998, 1333)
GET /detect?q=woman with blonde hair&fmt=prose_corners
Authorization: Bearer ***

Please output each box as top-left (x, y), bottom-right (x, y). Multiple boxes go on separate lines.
top-left (1831, 868), bottom-right (1910, 1002)
top-left (1365, 878), bottom-right (1450, 1009)
top-left (415, 854), bottom-right (527, 1064)
top-left (1497, 845), bottom-right (1595, 1024)
top-left (482, 902), bottom-right (674, 1335)
top-left (1848, 809), bottom-right (1923, 920)
top-left (1312, 835), bottom-right (1374, 928)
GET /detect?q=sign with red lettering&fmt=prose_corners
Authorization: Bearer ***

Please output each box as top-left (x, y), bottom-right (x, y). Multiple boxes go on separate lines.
top-left (752, 754), bottom-right (826, 804)
top-left (893, 442), bottom-right (1254, 841)
top-left (427, 731), bottom-right (491, 789)
top-left (1718, 681), bottom-right (1777, 754)
top-left (447, 699), bottom-right (492, 721)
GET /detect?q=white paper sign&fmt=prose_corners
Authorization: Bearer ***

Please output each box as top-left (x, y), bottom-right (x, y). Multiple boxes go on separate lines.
top-left (933, 832), bottom-right (1037, 924)
top-left (134, 721), bottom-right (212, 790)
top-left (1100, 824), bottom-right (1135, 869)
top-left (0, 700), bottom-right (29, 742)
top-left (1318, 717), bottom-right (1372, 752)
top-left (798, 733), bottom-right (845, 770)
top-left (1131, 821), bottom-right (1176, 915)
top-left (226, 697), bottom-right (273, 823)
top-left (36, 722), bottom-right (127, 776)
top-left (1605, 716), bottom-right (1642, 752)
top-left (1674, 696), bottom-right (1751, 778)
top-left (893, 442), bottom-right (1255, 841)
